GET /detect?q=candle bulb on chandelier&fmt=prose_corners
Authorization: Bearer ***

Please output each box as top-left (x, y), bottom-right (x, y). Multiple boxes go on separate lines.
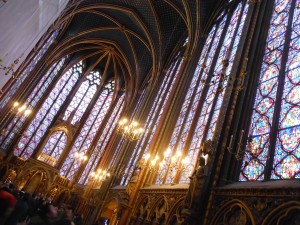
top-left (229, 134), bottom-right (233, 149)
top-left (239, 130), bottom-right (244, 144)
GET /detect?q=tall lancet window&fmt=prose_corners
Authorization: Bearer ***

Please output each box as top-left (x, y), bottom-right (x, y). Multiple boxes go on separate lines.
top-left (157, 0), bottom-right (249, 184)
top-left (120, 49), bottom-right (184, 186)
top-left (15, 62), bottom-right (83, 159)
top-left (60, 80), bottom-right (115, 180)
top-left (80, 92), bottom-right (125, 184)
top-left (0, 30), bottom-right (61, 109)
top-left (39, 131), bottom-right (68, 166)
top-left (240, 0), bottom-right (300, 181)
top-left (0, 58), bottom-right (66, 151)
top-left (38, 69), bottom-right (101, 166)
top-left (63, 71), bottom-right (101, 124)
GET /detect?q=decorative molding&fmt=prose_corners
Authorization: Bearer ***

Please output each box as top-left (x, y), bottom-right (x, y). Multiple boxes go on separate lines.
top-left (130, 187), bottom-right (187, 223)
top-left (208, 184), bottom-right (300, 224)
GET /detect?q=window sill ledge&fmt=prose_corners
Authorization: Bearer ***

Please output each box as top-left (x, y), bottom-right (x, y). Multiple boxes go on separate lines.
top-left (217, 179), bottom-right (300, 190)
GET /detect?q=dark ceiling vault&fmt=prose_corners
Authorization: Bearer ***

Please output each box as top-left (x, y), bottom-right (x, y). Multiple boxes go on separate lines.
top-left (47, 0), bottom-right (217, 104)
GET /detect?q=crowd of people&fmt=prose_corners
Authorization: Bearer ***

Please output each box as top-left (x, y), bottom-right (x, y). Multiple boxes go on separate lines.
top-left (0, 180), bottom-right (83, 225)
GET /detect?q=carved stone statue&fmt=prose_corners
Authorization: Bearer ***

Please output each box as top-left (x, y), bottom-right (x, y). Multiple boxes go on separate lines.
top-left (187, 156), bottom-right (207, 208)
top-left (201, 139), bottom-right (214, 165)
top-left (125, 163), bottom-right (142, 196)
top-left (181, 156), bottom-right (208, 224)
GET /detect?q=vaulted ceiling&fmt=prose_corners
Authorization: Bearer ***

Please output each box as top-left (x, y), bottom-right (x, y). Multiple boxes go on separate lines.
top-left (47, 0), bottom-right (218, 103)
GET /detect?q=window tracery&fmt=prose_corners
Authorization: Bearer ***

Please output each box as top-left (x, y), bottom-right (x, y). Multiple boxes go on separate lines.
top-left (63, 71), bottom-right (101, 124)
top-left (158, 0), bottom-right (249, 184)
top-left (40, 131), bottom-right (67, 164)
top-left (120, 51), bottom-right (184, 186)
top-left (79, 93), bottom-right (125, 184)
top-left (0, 30), bottom-right (61, 109)
top-left (15, 61), bottom-right (82, 159)
top-left (0, 58), bottom-right (66, 151)
top-left (240, 0), bottom-right (300, 181)
top-left (60, 80), bottom-right (115, 180)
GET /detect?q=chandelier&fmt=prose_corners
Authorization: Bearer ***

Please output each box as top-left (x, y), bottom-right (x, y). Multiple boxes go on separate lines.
top-left (74, 151), bottom-right (88, 163)
top-left (11, 102), bottom-right (32, 116)
top-left (0, 54), bottom-right (23, 77)
top-left (90, 168), bottom-right (111, 189)
top-left (90, 168), bottom-right (111, 181)
top-left (142, 148), bottom-right (192, 185)
top-left (117, 117), bottom-right (144, 141)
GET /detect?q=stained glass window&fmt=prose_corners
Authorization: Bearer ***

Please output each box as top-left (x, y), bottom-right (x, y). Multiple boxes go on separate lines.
top-left (240, 0), bottom-right (300, 181)
top-left (15, 62), bottom-right (82, 159)
top-left (79, 93), bottom-right (124, 184)
top-left (0, 30), bottom-right (60, 109)
top-left (120, 50), bottom-right (184, 186)
top-left (60, 80), bottom-right (115, 180)
top-left (39, 131), bottom-right (67, 164)
top-left (107, 88), bottom-right (148, 174)
top-left (156, 0), bottom-right (249, 185)
top-left (0, 58), bottom-right (66, 151)
top-left (63, 71), bottom-right (101, 124)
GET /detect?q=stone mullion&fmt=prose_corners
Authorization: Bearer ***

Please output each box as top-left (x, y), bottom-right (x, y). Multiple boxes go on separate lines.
top-left (119, 40), bottom-right (198, 224)
top-left (123, 53), bottom-right (183, 176)
top-left (0, 65), bottom-right (47, 146)
top-left (119, 71), bottom-right (172, 182)
top-left (114, 57), bottom-right (178, 184)
top-left (118, 90), bottom-right (158, 183)
top-left (107, 90), bottom-right (149, 181)
top-left (161, 14), bottom-right (229, 159)
top-left (100, 113), bottom-right (125, 174)
top-left (90, 95), bottom-right (125, 183)
top-left (201, 1), bottom-right (246, 144)
top-left (144, 46), bottom-right (202, 186)
top-left (207, 4), bottom-right (249, 182)
top-left (171, 30), bottom-right (219, 183)
top-left (136, 84), bottom-right (156, 121)
top-left (95, 94), bottom-right (125, 171)
top-left (59, 56), bottom-right (115, 169)
top-left (49, 133), bottom-right (65, 156)
top-left (105, 135), bottom-right (124, 177)
top-left (0, 58), bottom-right (50, 128)
top-left (203, 0), bottom-right (251, 186)
top-left (120, 50), bottom-right (194, 222)
top-left (168, 58), bottom-right (199, 151)
top-left (110, 90), bottom-right (146, 171)
top-left (31, 62), bottom-right (87, 161)
top-left (115, 74), bottom-right (170, 185)
top-left (135, 87), bottom-right (160, 149)
top-left (204, 0), bottom-right (265, 224)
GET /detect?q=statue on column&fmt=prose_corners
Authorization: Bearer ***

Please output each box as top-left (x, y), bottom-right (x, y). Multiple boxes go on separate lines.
top-left (181, 140), bottom-right (213, 224)
top-left (185, 156), bottom-right (207, 210)
top-left (125, 158), bottom-right (144, 196)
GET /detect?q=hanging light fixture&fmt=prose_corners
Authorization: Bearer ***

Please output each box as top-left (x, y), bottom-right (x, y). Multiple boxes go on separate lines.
top-left (11, 101), bottom-right (32, 117)
top-left (117, 117), bottom-right (144, 141)
top-left (74, 151), bottom-right (88, 163)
